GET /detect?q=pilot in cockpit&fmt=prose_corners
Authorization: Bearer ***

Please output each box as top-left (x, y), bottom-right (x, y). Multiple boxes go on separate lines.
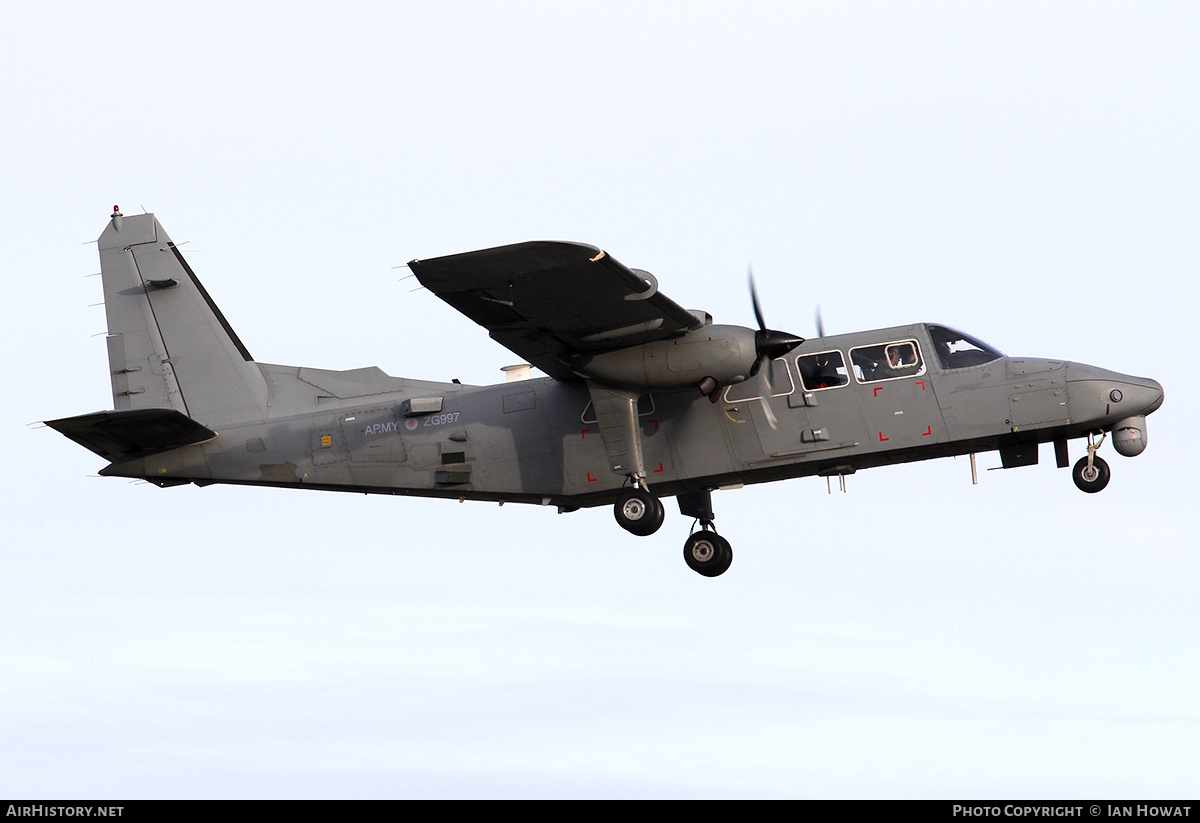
top-left (883, 343), bottom-right (916, 379)
top-left (884, 343), bottom-right (918, 376)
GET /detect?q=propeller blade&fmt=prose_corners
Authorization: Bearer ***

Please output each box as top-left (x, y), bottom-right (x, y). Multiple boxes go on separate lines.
top-left (748, 266), bottom-right (767, 331)
top-left (746, 268), bottom-right (803, 425)
top-left (747, 267), bottom-right (804, 361)
top-left (758, 396), bottom-right (778, 431)
top-left (815, 306), bottom-right (825, 338)
top-left (753, 353), bottom-right (780, 430)
top-left (750, 351), bottom-right (765, 378)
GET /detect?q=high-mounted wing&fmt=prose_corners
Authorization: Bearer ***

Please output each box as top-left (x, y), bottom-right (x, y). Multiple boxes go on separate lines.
top-left (408, 241), bottom-right (702, 380)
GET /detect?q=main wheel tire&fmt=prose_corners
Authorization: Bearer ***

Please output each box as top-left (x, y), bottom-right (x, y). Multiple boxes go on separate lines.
top-left (683, 530), bottom-right (733, 577)
top-left (614, 488), bottom-right (665, 536)
top-left (1072, 455), bottom-right (1111, 493)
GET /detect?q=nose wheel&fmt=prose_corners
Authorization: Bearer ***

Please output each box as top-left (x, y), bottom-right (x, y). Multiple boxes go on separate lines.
top-left (1073, 454), bottom-right (1111, 493)
top-left (1072, 433), bottom-right (1111, 493)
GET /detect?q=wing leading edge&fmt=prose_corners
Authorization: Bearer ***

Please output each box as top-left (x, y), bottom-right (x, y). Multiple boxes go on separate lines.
top-left (408, 241), bottom-right (702, 380)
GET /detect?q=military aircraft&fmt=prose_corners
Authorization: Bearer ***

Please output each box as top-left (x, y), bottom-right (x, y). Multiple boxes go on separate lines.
top-left (48, 209), bottom-right (1164, 576)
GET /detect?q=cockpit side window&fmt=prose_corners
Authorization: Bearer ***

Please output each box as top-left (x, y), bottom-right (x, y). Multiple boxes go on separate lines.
top-left (849, 339), bottom-right (926, 383)
top-left (797, 350), bottom-right (849, 391)
top-left (927, 324), bottom-right (1003, 370)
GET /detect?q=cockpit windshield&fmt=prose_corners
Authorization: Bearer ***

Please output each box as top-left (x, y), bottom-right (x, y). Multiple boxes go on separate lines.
top-left (927, 324), bottom-right (1004, 370)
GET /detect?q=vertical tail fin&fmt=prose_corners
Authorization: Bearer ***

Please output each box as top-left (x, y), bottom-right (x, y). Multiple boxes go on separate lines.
top-left (98, 210), bottom-right (267, 426)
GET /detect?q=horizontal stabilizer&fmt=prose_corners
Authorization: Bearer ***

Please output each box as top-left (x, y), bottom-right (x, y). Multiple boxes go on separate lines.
top-left (46, 408), bottom-right (217, 461)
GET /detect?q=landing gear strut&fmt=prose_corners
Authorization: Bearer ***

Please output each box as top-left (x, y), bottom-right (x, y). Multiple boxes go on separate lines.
top-left (1072, 432), bottom-right (1110, 493)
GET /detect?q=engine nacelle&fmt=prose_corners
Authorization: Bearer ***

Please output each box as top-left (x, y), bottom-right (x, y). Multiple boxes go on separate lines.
top-left (1112, 415), bottom-right (1148, 457)
top-left (572, 324), bottom-right (759, 390)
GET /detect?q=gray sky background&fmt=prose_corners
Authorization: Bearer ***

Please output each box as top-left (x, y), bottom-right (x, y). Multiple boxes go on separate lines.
top-left (2, 1), bottom-right (1198, 798)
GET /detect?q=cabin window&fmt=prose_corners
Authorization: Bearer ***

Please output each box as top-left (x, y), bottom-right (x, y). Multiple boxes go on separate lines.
top-left (723, 358), bottom-right (795, 402)
top-left (927, 325), bottom-right (1004, 370)
top-left (850, 340), bottom-right (926, 383)
top-left (796, 350), bottom-right (849, 391)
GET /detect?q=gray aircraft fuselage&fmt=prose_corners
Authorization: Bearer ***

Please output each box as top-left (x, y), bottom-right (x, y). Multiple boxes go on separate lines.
top-left (97, 323), bottom-right (1161, 506)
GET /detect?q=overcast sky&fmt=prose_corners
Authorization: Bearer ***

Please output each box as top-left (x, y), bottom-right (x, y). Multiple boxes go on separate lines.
top-left (2, 1), bottom-right (1198, 798)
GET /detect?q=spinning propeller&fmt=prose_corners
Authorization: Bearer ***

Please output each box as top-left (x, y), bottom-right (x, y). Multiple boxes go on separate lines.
top-left (747, 268), bottom-right (805, 428)
top-left (748, 267), bottom-right (805, 377)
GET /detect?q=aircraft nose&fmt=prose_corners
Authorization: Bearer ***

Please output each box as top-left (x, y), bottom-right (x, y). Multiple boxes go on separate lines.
top-left (1141, 378), bottom-right (1164, 415)
top-left (1117, 375), bottom-right (1164, 415)
top-left (1066, 364), bottom-right (1164, 422)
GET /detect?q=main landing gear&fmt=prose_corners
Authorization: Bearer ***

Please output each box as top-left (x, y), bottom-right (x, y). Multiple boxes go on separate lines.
top-left (613, 485), bottom-right (665, 536)
top-left (683, 528), bottom-right (733, 577)
top-left (613, 485), bottom-right (733, 577)
top-left (1072, 432), bottom-right (1111, 494)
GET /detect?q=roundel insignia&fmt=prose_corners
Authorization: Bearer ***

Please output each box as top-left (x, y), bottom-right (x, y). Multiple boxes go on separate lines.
top-left (405, 418), bottom-right (418, 431)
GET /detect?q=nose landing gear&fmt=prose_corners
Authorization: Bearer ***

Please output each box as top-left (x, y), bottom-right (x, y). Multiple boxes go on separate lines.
top-left (1072, 432), bottom-right (1111, 493)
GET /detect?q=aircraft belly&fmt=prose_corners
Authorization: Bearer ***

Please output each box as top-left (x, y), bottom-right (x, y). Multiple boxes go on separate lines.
top-left (343, 465), bottom-right (431, 489)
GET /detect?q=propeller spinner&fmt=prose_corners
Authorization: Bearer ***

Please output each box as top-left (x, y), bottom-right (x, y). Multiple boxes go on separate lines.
top-left (748, 268), bottom-right (805, 376)
top-left (746, 268), bottom-right (805, 431)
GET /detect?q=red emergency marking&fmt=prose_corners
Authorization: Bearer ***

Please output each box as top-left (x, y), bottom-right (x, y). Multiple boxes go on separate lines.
top-left (916, 381), bottom-right (926, 390)
top-left (649, 419), bottom-right (659, 430)
top-left (878, 432), bottom-right (889, 442)
top-left (873, 387), bottom-right (883, 397)
top-left (587, 472), bottom-right (598, 482)
top-left (653, 462), bottom-right (664, 473)
top-left (922, 425), bottom-right (932, 436)
top-left (581, 428), bottom-right (591, 439)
